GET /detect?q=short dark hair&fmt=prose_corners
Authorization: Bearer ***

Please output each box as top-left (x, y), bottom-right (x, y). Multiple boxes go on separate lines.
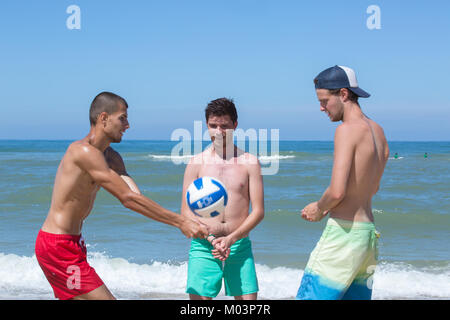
top-left (205, 98), bottom-right (238, 123)
top-left (327, 88), bottom-right (359, 104)
top-left (89, 92), bottom-right (128, 126)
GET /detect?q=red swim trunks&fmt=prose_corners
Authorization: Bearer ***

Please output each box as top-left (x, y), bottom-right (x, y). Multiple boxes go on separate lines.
top-left (35, 230), bottom-right (104, 300)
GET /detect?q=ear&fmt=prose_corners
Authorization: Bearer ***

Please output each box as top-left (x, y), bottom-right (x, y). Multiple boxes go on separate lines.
top-left (233, 120), bottom-right (238, 130)
top-left (99, 112), bottom-right (109, 127)
top-left (340, 88), bottom-right (350, 102)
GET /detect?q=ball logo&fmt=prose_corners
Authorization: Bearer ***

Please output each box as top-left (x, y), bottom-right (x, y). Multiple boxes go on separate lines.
top-left (186, 177), bottom-right (228, 218)
top-left (197, 196), bottom-right (213, 209)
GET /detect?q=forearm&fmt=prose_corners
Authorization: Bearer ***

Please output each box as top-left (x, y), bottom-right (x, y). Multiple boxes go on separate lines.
top-left (317, 187), bottom-right (344, 213)
top-left (228, 210), bottom-right (264, 243)
top-left (181, 206), bottom-right (199, 221)
top-left (123, 192), bottom-right (185, 228)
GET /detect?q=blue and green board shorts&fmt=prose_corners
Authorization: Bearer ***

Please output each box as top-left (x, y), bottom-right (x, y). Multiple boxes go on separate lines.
top-left (296, 217), bottom-right (380, 300)
top-left (186, 237), bottom-right (259, 297)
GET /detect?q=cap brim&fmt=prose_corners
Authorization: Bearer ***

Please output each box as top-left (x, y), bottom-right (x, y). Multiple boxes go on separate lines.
top-left (349, 87), bottom-right (370, 98)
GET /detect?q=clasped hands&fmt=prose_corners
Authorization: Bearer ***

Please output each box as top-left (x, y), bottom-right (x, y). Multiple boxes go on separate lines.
top-left (207, 234), bottom-right (232, 261)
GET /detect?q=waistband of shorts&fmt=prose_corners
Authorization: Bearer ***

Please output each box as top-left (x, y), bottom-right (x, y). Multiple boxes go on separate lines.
top-left (326, 217), bottom-right (375, 230)
top-left (192, 236), bottom-right (250, 246)
top-left (38, 229), bottom-right (82, 241)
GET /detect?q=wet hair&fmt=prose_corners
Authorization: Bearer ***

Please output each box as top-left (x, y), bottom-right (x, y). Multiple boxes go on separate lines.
top-left (205, 98), bottom-right (238, 123)
top-left (89, 92), bottom-right (128, 126)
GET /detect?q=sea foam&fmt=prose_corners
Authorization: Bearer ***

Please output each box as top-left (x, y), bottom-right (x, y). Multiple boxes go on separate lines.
top-left (0, 252), bottom-right (448, 300)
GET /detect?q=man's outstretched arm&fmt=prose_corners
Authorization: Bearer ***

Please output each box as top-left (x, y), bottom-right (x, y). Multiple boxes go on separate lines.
top-left (76, 145), bottom-right (208, 238)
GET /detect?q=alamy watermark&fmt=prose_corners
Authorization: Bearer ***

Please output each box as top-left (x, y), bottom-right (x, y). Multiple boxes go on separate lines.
top-left (66, 5), bottom-right (81, 30)
top-left (66, 5), bottom-right (381, 31)
top-left (66, 265), bottom-right (81, 290)
top-left (366, 5), bottom-right (381, 30)
top-left (170, 121), bottom-right (280, 175)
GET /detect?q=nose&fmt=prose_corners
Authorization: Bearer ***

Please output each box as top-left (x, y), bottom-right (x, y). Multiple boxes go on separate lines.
top-left (211, 127), bottom-right (226, 136)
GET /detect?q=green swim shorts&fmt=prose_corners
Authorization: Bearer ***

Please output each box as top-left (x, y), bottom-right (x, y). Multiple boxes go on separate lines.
top-left (297, 217), bottom-right (380, 300)
top-left (186, 237), bottom-right (259, 298)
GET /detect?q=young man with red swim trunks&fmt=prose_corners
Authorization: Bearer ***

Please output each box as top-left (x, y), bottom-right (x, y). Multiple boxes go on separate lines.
top-left (35, 92), bottom-right (208, 300)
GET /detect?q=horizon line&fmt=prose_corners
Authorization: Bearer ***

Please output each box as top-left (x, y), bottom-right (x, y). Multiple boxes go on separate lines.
top-left (1, 139), bottom-right (449, 143)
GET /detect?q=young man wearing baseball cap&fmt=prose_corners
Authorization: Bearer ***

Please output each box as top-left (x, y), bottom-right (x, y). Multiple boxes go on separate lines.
top-left (296, 66), bottom-right (389, 300)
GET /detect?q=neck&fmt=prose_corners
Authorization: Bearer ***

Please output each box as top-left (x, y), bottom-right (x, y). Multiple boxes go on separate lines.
top-left (85, 126), bottom-right (111, 152)
top-left (342, 102), bottom-right (364, 122)
top-left (212, 143), bottom-right (236, 160)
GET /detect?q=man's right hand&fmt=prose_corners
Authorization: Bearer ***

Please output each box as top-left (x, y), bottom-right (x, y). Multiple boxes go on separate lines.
top-left (211, 237), bottom-right (231, 261)
top-left (179, 217), bottom-right (209, 239)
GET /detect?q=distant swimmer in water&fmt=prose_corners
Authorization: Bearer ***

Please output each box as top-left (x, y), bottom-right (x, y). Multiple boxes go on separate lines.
top-left (424, 152), bottom-right (428, 159)
top-left (394, 153), bottom-right (398, 159)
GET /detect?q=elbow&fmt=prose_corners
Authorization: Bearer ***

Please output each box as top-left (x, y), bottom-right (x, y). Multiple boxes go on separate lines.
top-left (255, 208), bottom-right (265, 222)
top-left (120, 191), bottom-right (137, 209)
top-left (330, 190), bottom-right (345, 202)
top-left (249, 207), bottom-right (264, 222)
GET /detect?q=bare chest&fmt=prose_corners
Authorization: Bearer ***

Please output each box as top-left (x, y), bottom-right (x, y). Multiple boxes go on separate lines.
top-left (199, 163), bottom-right (248, 195)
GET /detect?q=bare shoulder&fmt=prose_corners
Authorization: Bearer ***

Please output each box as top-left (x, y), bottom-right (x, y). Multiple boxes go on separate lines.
top-left (187, 151), bottom-right (206, 168)
top-left (368, 119), bottom-right (387, 138)
top-left (73, 140), bottom-right (101, 156)
top-left (337, 118), bottom-right (380, 142)
top-left (243, 151), bottom-right (260, 165)
top-left (184, 152), bottom-right (205, 179)
top-left (67, 140), bottom-right (105, 168)
top-left (368, 119), bottom-right (390, 158)
top-left (335, 122), bottom-right (358, 141)
top-left (239, 151), bottom-right (261, 174)
top-left (190, 151), bottom-right (204, 163)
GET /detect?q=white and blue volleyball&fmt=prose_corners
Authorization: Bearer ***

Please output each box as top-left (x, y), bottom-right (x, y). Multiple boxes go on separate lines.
top-left (186, 176), bottom-right (228, 218)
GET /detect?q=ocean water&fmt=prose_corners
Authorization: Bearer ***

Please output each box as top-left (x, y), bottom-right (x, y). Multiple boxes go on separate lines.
top-left (0, 140), bottom-right (449, 300)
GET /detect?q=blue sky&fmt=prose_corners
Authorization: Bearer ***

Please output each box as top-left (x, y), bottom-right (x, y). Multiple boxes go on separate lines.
top-left (1, 0), bottom-right (449, 141)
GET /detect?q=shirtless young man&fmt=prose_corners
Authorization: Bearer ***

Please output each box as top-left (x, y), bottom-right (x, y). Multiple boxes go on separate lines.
top-left (181, 98), bottom-right (265, 300)
top-left (35, 92), bottom-right (208, 300)
top-left (296, 66), bottom-right (389, 300)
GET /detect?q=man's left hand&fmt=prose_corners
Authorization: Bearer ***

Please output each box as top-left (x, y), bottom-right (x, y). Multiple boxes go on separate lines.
top-left (301, 202), bottom-right (327, 222)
